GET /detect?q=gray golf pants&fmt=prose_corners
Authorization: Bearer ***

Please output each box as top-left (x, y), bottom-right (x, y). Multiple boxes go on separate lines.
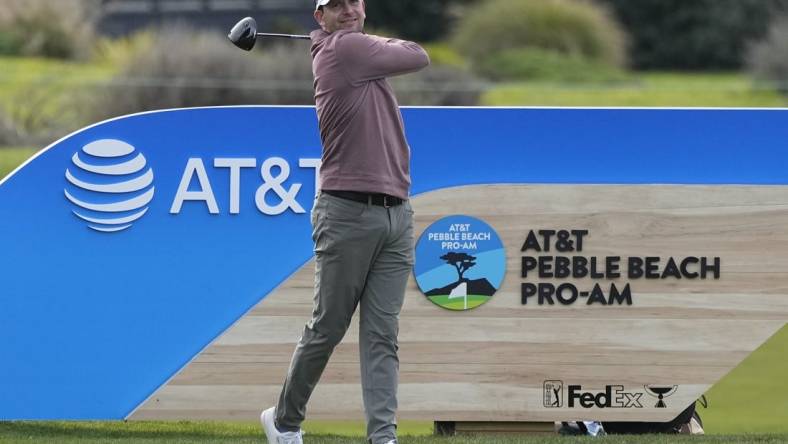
top-left (275, 191), bottom-right (414, 444)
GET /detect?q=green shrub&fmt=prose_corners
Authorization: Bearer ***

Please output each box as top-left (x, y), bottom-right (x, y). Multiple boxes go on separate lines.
top-left (93, 31), bottom-right (155, 67)
top-left (0, 0), bottom-right (98, 60)
top-left (600, 0), bottom-right (788, 70)
top-left (748, 18), bottom-right (788, 93)
top-left (422, 43), bottom-right (468, 69)
top-left (88, 27), bottom-right (315, 120)
top-left (476, 48), bottom-right (629, 82)
top-left (453, 0), bottom-right (627, 79)
top-left (0, 29), bottom-right (24, 56)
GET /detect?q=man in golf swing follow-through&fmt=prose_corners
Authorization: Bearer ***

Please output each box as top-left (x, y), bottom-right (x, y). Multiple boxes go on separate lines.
top-left (260, 1), bottom-right (429, 443)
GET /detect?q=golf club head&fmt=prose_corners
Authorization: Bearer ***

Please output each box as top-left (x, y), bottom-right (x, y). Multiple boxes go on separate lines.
top-left (228, 17), bottom-right (258, 51)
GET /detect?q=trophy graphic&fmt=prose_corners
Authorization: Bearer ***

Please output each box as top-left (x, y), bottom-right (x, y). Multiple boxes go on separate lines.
top-left (644, 385), bottom-right (678, 408)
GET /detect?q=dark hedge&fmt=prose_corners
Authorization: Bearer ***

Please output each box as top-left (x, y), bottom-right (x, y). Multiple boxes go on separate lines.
top-left (600, 0), bottom-right (788, 70)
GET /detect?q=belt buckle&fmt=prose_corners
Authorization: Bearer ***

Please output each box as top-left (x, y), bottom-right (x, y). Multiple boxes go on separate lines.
top-left (383, 195), bottom-right (393, 208)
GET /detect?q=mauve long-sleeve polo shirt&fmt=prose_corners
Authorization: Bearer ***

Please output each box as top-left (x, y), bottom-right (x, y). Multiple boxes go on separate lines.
top-left (310, 29), bottom-right (430, 200)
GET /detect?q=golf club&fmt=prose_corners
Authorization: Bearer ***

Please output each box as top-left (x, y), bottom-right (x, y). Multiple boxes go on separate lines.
top-left (228, 17), bottom-right (310, 51)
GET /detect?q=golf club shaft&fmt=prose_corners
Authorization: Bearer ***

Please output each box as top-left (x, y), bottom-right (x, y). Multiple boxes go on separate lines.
top-left (257, 32), bottom-right (311, 40)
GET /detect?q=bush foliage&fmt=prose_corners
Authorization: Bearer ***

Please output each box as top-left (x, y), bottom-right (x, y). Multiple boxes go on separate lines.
top-left (748, 18), bottom-right (788, 93)
top-left (601, 0), bottom-right (788, 70)
top-left (0, 0), bottom-right (98, 60)
top-left (452, 0), bottom-right (627, 80)
top-left (89, 28), bottom-right (314, 120)
top-left (422, 43), bottom-right (468, 70)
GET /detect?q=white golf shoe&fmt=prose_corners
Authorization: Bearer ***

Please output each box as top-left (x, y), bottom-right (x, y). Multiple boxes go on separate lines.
top-left (260, 406), bottom-right (303, 444)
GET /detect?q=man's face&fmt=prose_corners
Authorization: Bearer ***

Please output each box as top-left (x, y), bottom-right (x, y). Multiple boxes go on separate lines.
top-left (315, 0), bottom-right (366, 33)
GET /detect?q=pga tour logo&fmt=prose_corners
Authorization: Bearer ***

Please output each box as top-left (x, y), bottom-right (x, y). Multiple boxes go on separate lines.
top-left (64, 139), bottom-right (154, 233)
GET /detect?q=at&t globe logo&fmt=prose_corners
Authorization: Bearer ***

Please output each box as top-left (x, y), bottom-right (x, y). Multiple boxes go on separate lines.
top-left (414, 215), bottom-right (506, 310)
top-left (64, 139), bottom-right (154, 233)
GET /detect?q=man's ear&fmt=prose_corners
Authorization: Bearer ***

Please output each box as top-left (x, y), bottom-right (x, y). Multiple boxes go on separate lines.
top-left (314, 9), bottom-right (324, 29)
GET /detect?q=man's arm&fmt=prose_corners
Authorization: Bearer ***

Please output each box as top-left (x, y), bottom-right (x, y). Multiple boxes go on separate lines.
top-left (336, 32), bottom-right (430, 83)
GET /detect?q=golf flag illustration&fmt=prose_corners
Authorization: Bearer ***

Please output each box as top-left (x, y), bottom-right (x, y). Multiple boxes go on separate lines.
top-left (443, 252), bottom-right (476, 310)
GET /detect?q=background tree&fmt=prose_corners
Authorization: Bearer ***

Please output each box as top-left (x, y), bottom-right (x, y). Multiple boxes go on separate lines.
top-left (748, 17), bottom-right (788, 94)
top-left (600, 0), bottom-right (788, 70)
top-left (365, 0), bottom-right (476, 42)
top-left (440, 252), bottom-right (476, 282)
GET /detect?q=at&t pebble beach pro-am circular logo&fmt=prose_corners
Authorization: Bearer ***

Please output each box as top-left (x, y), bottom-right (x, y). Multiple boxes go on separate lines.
top-left (415, 215), bottom-right (506, 310)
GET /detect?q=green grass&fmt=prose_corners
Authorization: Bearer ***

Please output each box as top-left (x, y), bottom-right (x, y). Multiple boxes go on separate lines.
top-left (482, 72), bottom-right (787, 107)
top-left (702, 325), bottom-right (788, 434)
top-left (0, 147), bottom-right (36, 180)
top-left (427, 294), bottom-right (491, 310)
top-left (0, 421), bottom-right (786, 443)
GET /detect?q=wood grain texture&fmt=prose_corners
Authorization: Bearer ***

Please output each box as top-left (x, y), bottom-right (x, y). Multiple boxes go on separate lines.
top-left (130, 185), bottom-right (788, 422)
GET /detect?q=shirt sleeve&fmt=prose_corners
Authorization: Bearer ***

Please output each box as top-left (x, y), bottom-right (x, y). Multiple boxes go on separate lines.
top-left (335, 32), bottom-right (430, 84)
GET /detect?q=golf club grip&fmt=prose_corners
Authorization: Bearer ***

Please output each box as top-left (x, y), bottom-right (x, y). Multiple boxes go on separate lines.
top-left (256, 33), bottom-right (311, 40)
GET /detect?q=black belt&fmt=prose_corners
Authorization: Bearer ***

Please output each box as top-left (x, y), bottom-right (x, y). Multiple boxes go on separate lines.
top-left (323, 190), bottom-right (404, 207)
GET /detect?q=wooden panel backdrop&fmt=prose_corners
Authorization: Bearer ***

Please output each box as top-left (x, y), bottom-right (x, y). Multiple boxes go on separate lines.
top-left (131, 185), bottom-right (788, 422)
